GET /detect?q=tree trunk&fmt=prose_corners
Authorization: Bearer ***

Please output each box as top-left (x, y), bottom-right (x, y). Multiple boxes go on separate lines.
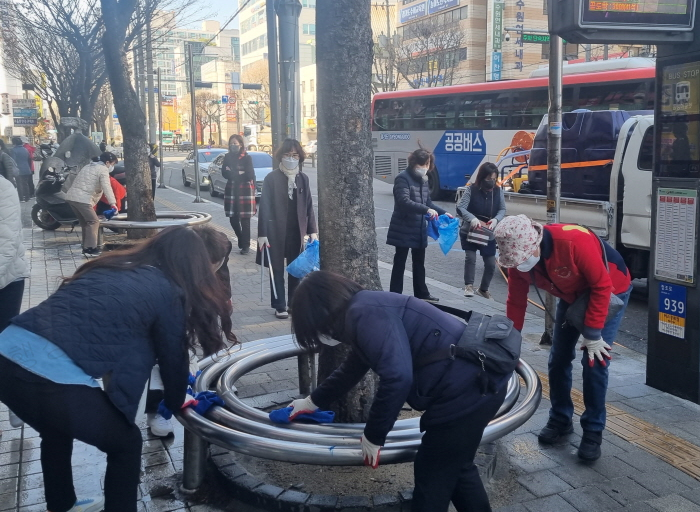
top-left (316, 0), bottom-right (381, 423)
top-left (100, 0), bottom-right (155, 238)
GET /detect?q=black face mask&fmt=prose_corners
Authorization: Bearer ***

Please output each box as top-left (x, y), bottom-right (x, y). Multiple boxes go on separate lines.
top-left (483, 179), bottom-right (495, 190)
top-left (230, 144), bottom-right (240, 153)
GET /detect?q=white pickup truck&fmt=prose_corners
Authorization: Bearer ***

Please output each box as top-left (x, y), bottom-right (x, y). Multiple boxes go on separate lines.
top-left (457, 115), bottom-right (654, 279)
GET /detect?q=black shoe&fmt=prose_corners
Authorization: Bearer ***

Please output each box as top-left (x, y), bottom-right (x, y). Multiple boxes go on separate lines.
top-left (537, 419), bottom-right (574, 444)
top-left (419, 295), bottom-right (440, 304)
top-left (82, 247), bottom-right (102, 257)
top-left (578, 430), bottom-right (602, 461)
top-left (240, 248), bottom-right (250, 255)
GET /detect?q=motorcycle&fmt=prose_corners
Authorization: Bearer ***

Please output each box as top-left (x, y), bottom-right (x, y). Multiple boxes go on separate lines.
top-left (31, 165), bottom-right (79, 230)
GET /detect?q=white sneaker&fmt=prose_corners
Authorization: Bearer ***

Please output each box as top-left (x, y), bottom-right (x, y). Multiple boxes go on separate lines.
top-left (67, 496), bottom-right (105, 512)
top-left (8, 410), bottom-right (24, 428)
top-left (147, 413), bottom-right (174, 437)
top-left (464, 285), bottom-right (474, 297)
top-left (275, 309), bottom-right (289, 319)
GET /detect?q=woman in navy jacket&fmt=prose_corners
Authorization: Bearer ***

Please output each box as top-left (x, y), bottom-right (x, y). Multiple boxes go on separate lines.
top-left (386, 149), bottom-right (449, 303)
top-left (289, 271), bottom-right (509, 512)
top-left (0, 226), bottom-right (237, 512)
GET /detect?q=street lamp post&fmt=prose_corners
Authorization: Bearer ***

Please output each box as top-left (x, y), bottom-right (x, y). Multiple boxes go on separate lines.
top-left (188, 43), bottom-right (204, 203)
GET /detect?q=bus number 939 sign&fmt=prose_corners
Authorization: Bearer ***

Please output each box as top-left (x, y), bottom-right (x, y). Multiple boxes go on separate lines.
top-left (659, 282), bottom-right (687, 339)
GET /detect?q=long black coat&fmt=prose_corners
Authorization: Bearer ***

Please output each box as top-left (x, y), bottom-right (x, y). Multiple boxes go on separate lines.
top-left (386, 168), bottom-right (446, 249)
top-left (310, 291), bottom-right (510, 446)
top-left (255, 169), bottom-right (317, 268)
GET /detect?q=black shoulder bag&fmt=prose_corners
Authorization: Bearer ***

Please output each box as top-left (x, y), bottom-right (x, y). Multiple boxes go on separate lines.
top-left (415, 304), bottom-right (522, 375)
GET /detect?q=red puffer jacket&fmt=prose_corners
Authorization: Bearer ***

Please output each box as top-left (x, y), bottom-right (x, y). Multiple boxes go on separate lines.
top-left (506, 224), bottom-right (631, 340)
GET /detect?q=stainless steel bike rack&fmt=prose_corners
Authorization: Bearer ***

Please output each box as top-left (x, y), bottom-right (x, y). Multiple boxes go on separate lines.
top-left (178, 335), bottom-right (542, 491)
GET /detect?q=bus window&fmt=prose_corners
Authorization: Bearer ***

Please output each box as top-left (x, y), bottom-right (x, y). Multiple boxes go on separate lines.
top-left (372, 99), bottom-right (411, 131)
top-left (638, 126), bottom-right (654, 171)
top-left (456, 93), bottom-right (509, 130)
top-left (511, 89), bottom-right (548, 129)
top-left (413, 96), bottom-right (457, 130)
top-left (578, 82), bottom-right (648, 111)
top-left (372, 100), bottom-right (391, 131)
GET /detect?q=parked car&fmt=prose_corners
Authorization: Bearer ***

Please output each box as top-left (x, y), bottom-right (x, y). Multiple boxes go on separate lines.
top-left (305, 140), bottom-right (317, 156)
top-left (208, 151), bottom-right (274, 200)
top-left (179, 141), bottom-right (194, 151)
top-left (181, 148), bottom-right (227, 190)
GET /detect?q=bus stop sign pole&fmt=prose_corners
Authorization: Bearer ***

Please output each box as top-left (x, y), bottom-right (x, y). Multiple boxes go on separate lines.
top-left (541, 33), bottom-right (563, 346)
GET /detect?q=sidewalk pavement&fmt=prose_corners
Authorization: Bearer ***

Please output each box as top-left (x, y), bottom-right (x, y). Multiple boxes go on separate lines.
top-left (2, 185), bottom-right (700, 512)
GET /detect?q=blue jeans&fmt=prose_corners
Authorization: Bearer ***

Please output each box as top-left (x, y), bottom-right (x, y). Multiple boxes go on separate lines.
top-left (548, 286), bottom-right (632, 432)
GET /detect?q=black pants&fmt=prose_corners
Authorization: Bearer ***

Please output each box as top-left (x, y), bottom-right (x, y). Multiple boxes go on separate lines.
top-left (389, 246), bottom-right (430, 298)
top-left (151, 178), bottom-right (157, 199)
top-left (412, 386), bottom-right (506, 512)
top-left (28, 172), bottom-right (35, 197)
top-left (16, 174), bottom-right (33, 201)
top-left (266, 233), bottom-right (301, 312)
top-left (0, 356), bottom-right (143, 512)
top-left (229, 215), bottom-right (251, 250)
top-left (0, 279), bottom-right (24, 331)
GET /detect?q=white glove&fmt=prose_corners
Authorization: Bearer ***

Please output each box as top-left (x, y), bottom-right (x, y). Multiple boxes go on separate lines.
top-left (427, 208), bottom-right (438, 219)
top-left (288, 396), bottom-right (318, 420)
top-left (487, 218), bottom-right (498, 230)
top-left (257, 237), bottom-right (269, 250)
top-left (470, 217), bottom-right (481, 230)
top-left (580, 337), bottom-right (612, 367)
top-left (361, 435), bottom-right (382, 469)
top-left (309, 233), bottom-right (318, 241)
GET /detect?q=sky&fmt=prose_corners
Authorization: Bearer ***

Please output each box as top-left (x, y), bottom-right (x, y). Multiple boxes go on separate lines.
top-left (186, 0), bottom-right (240, 29)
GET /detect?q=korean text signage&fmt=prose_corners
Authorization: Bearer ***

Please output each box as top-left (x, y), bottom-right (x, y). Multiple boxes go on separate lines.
top-left (655, 188), bottom-right (697, 284)
top-left (12, 99), bottom-right (36, 109)
top-left (492, 0), bottom-right (504, 50)
top-left (399, 1), bottom-right (426, 23)
top-left (514, 0), bottom-right (525, 72)
top-left (582, 0), bottom-right (694, 30)
top-left (428, 0), bottom-right (459, 14)
top-left (492, 52), bottom-right (502, 81)
top-left (658, 282), bottom-right (687, 339)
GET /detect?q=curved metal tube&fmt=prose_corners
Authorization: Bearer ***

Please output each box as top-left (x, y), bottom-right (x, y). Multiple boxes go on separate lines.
top-left (177, 337), bottom-right (542, 465)
top-left (100, 211), bottom-right (212, 229)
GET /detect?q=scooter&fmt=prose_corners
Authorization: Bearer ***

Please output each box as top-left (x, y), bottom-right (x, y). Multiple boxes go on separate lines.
top-left (31, 166), bottom-right (79, 230)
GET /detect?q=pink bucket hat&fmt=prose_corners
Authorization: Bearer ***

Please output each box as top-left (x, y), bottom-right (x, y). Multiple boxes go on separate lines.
top-left (494, 215), bottom-right (543, 268)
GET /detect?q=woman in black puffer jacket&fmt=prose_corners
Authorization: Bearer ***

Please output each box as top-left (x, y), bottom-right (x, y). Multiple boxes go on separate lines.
top-left (0, 226), bottom-right (237, 512)
top-left (386, 148), bottom-right (450, 303)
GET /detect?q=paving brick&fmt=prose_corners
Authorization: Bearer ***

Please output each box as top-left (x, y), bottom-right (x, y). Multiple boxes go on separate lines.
top-left (647, 494), bottom-right (700, 512)
top-left (493, 505), bottom-right (528, 512)
top-left (522, 494), bottom-right (579, 512)
top-left (517, 469), bottom-right (572, 497)
top-left (631, 471), bottom-right (694, 496)
top-left (560, 485), bottom-right (624, 511)
top-left (304, 494), bottom-right (338, 512)
top-left (683, 488), bottom-right (700, 506)
top-left (336, 495), bottom-right (371, 511)
top-left (591, 455), bottom-right (638, 480)
top-left (555, 463), bottom-right (607, 487)
top-left (595, 476), bottom-right (657, 506)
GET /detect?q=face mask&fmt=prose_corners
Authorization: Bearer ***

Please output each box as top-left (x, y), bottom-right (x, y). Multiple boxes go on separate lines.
top-left (318, 334), bottom-right (340, 347)
top-left (281, 157), bottom-right (299, 171)
top-left (229, 144), bottom-right (240, 152)
top-left (483, 179), bottom-right (495, 190)
top-left (414, 166), bottom-right (429, 177)
top-left (516, 254), bottom-right (540, 272)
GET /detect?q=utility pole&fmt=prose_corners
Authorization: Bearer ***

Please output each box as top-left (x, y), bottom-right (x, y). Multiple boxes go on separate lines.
top-left (276, 0), bottom-right (302, 140)
top-left (603, 44), bottom-right (609, 60)
top-left (542, 34), bottom-right (563, 346)
top-left (385, 0), bottom-right (394, 90)
top-left (158, 68), bottom-right (166, 189)
top-left (136, 4), bottom-right (147, 111)
top-left (585, 43), bottom-right (592, 62)
top-left (146, 0), bottom-right (157, 144)
top-left (266, 0), bottom-right (282, 150)
top-left (188, 44), bottom-right (204, 203)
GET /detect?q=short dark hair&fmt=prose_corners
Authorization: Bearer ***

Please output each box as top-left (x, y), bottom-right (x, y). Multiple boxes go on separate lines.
top-left (11, 136), bottom-right (22, 146)
top-left (275, 138), bottom-right (306, 167)
top-left (291, 271), bottom-right (364, 351)
top-left (408, 148), bottom-right (434, 171)
top-left (99, 152), bottom-right (119, 165)
top-left (229, 134), bottom-right (244, 147)
top-left (474, 161), bottom-right (499, 188)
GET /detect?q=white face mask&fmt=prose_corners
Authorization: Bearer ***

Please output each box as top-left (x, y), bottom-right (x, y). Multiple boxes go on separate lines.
top-left (516, 254), bottom-right (540, 272)
top-left (318, 334), bottom-right (340, 347)
top-left (414, 166), bottom-right (429, 177)
top-left (280, 157), bottom-right (299, 171)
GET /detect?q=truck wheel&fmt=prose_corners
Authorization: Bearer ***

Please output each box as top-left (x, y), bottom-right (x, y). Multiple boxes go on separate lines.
top-left (31, 204), bottom-right (60, 230)
top-left (428, 169), bottom-right (446, 201)
top-left (182, 170), bottom-right (191, 187)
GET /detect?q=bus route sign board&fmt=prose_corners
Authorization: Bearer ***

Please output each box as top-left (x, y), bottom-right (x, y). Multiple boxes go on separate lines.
top-left (550, 0), bottom-right (696, 44)
top-left (658, 282), bottom-right (686, 339)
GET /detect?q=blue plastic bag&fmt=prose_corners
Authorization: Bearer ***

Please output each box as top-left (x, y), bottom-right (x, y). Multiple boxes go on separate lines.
top-left (437, 215), bottom-right (459, 255)
top-left (425, 214), bottom-right (439, 240)
top-left (286, 239), bottom-right (320, 278)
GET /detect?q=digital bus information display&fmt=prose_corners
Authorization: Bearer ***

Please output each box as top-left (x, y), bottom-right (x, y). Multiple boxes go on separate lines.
top-left (582, 0), bottom-right (694, 29)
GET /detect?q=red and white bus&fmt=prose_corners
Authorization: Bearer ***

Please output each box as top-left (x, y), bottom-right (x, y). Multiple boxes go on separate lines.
top-left (371, 58), bottom-right (656, 199)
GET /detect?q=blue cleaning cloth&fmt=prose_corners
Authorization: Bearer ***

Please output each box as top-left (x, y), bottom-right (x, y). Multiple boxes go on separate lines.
top-left (269, 406), bottom-right (336, 424)
top-left (103, 208), bottom-right (117, 220)
top-left (157, 390), bottom-right (224, 420)
top-left (188, 371), bottom-right (202, 387)
top-left (425, 214), bottom-right (439, 240)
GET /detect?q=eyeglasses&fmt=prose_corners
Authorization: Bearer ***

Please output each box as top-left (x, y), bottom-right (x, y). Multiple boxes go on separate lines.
top-left (283, 152), bottom-right (300, 160)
